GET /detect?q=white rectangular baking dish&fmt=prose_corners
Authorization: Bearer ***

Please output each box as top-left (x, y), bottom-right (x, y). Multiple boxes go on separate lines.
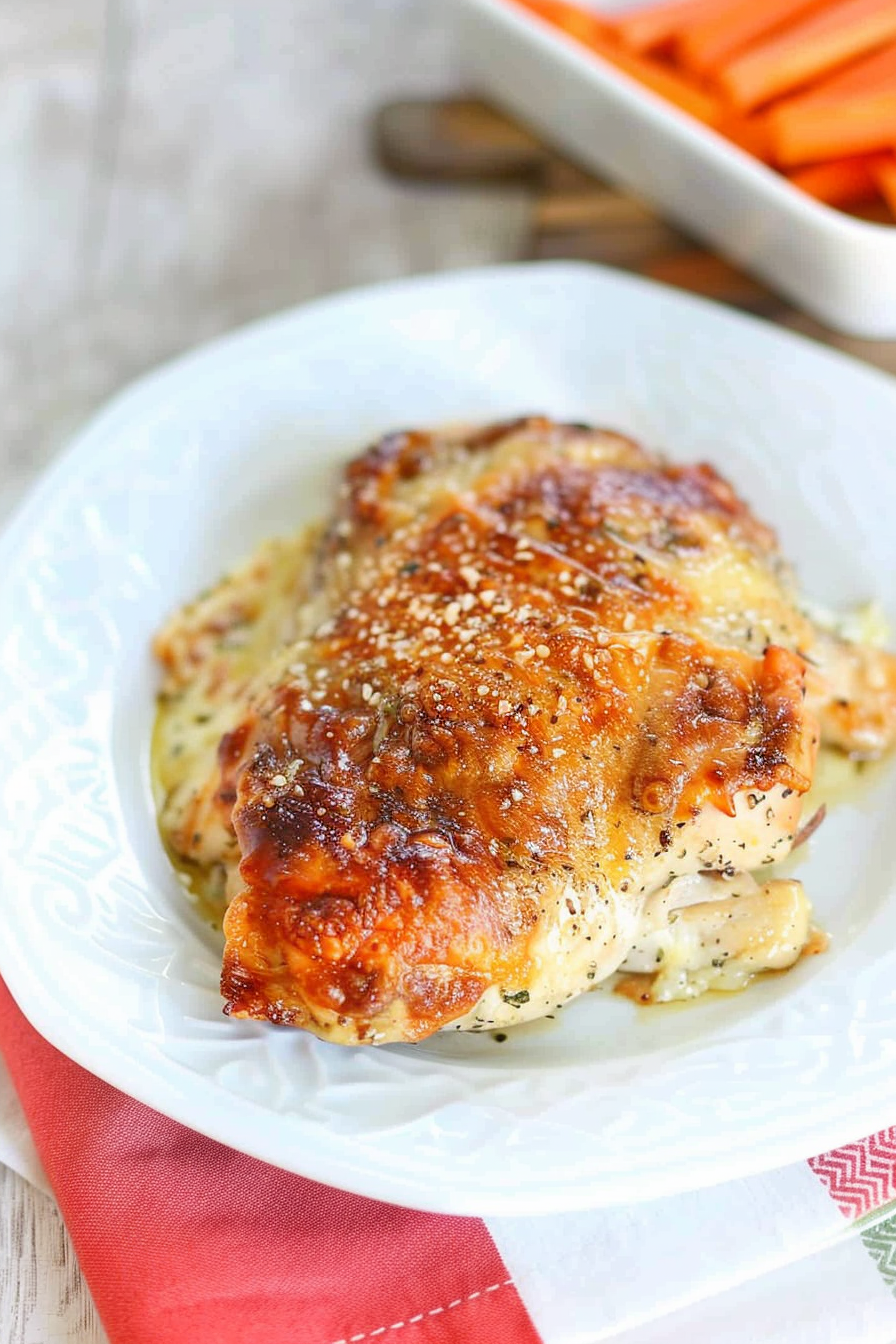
top-left (454, 0), bottom-right (896, 337)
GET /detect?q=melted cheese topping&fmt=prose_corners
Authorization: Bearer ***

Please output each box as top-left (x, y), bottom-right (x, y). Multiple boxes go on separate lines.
top-left (151, 418), bottom-right (896, 1044)
top-left (153, 531), bottom-right (320, 921)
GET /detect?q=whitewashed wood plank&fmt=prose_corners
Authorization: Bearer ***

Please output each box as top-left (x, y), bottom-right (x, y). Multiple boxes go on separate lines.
top-left (0, 1167), bottom-right (107, 1343)
top-left (0, 0), bottom-right (527, 522)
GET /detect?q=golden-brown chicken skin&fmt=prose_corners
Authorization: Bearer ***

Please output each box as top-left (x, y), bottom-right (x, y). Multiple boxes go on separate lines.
top-left (152, 418), bottom-right (896, 1043)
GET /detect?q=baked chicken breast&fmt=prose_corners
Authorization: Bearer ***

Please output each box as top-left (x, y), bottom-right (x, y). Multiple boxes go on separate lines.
top-left (153, 417), bottom-right (896, 1044)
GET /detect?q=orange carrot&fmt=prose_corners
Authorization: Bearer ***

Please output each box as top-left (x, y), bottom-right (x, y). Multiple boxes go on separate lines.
top-left (514, 0), bottom-right (609, 42)
top-left (788, 153), bottom-right (888, 204)
top-left (717, 112), bottom-right (775, 161)
top-left (719, 0), bottom-right (896, 111)
top-left (774, 39), bottom-right (896, 106)
top-left (581, 29), bottom-right (723, 123)
top-left (677, 0), bottom-right (833, 76)
top-left (513, 1), bottom-right (723, 124)
top-left (770, 89), bottom-right (896, 165)
top-left (607, 0), bottom-right (735, 53)
top-left (872, 155), bottom-right (896, 216)
top-left (744, 42), bottom-right (896, 166)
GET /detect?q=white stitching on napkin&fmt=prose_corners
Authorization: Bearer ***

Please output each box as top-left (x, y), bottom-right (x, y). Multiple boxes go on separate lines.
top-left (327, 1278), bottom-right (514, 1344)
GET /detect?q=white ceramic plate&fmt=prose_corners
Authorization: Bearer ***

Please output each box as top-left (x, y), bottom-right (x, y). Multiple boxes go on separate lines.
top-left (3, 263), bottom-right (896, 1217)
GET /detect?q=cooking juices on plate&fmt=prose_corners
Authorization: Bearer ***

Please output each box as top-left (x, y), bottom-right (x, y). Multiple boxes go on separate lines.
top-left (152, 418), bottom-right (896, 1044)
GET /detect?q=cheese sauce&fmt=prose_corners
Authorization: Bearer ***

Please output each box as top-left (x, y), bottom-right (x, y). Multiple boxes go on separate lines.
top-left (152, 529), bottom-right (320, 926)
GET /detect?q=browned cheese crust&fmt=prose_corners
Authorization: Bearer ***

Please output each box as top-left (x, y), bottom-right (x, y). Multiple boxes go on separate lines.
top-left (220, 420), bottom-right (824, 1038)
top-left (153, 418), bottom-right (896, 1042)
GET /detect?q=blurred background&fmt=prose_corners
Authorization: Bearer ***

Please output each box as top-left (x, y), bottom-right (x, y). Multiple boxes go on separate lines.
top-left (0, 0), bottom-right (530, 521)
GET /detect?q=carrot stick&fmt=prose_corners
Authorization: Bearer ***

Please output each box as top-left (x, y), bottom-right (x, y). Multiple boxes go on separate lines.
top-left (513, 0), bottom-right (609, 42)
top-left (606, 0), bottom-right (736, 54)
top-left (717, 112), bottom-right (775, 161)
top-left (580, 29), bottom-right (723, 124)
top-left (719, 0), bottom-right (896, 111)
top-left (742, 42), bottom-right (896, 166)
top-left (774, 39), bottom-right (896, 106)
top-left (871, 155), bottom-right (896, 216)
top-left (677, 0), bottom-right (833, 76)
top-left (788, 153), bottom-right (888, 205)
top-left (770, 89), bottom-right (896, 165)
top-left (513, 2), bottom-right (723, 125)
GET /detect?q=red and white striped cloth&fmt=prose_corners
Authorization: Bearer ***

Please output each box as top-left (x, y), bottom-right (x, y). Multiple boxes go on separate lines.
top-left (1, 976), bottom-right (895, 1344)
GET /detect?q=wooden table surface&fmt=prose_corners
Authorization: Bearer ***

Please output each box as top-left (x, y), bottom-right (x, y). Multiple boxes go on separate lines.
top-left (3, 2), bottom-right (896, 1340)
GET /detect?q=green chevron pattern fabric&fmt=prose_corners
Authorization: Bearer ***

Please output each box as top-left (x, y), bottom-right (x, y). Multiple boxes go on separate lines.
top-left (863, 1212), bottom-right (896, 1293)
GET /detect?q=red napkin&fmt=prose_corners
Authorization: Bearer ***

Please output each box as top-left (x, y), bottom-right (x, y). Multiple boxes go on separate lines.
top-left (0, 979), bottom-right (540, 1344)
